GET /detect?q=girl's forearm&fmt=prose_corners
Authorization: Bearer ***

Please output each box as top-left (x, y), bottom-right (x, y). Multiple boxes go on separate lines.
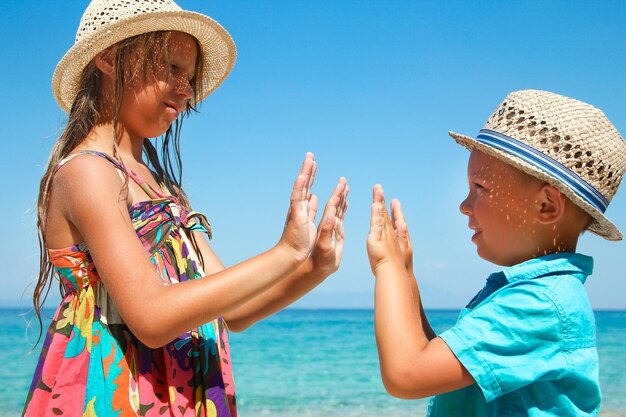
top-left (222, 258), bottom-right (326, 331)
top-left (126, 243), bottom-right (302, 348)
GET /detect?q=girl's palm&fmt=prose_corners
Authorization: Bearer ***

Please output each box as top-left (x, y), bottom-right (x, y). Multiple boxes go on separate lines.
top-left (280, 153), bottom-right (318, 261)
top-left (311, 178), bottom-right (349, 275)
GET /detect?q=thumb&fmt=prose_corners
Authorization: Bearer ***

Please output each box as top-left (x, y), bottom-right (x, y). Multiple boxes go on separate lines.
top-left (318, 205), bottom-right (337, 241)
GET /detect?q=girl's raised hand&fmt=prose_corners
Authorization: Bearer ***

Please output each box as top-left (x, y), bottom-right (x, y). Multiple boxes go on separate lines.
top-left (366, 184), bottom-right (405, 274)
top-left (279, 152), bottom-right (319, 262)
top-left (310, 177), bottom-right (349, 277)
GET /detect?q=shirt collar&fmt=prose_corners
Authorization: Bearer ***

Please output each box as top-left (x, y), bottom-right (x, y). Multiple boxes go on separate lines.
top-left (487, 252), bottom-right (593, 285)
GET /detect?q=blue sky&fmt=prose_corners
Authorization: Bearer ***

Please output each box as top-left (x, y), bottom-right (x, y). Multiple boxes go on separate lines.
top-left (1, 1), bottom-right (625, 310)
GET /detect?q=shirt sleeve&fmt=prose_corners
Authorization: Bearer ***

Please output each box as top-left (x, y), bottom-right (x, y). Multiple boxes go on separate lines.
top-left (438, 282), bottom-right (566, 402)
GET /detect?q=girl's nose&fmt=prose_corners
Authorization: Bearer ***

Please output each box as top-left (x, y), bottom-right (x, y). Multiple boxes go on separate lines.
top-left (176, 75), bottom-right (193, 100)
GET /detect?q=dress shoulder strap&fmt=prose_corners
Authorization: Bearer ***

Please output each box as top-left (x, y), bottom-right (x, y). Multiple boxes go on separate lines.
top-left (56, 150), bottom-right (168, 200)
top-left (57, 150), bottom-right (123, 171)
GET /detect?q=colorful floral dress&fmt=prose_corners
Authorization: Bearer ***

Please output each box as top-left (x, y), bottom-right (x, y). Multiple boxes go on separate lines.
top-left (23, 151), bottom-right (236, 417)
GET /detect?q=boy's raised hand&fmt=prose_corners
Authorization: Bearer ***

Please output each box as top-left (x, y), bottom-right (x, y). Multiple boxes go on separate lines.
top-left (310, 177), bottom-right (349, 277)
top-left (367, 184), bottom-right (405, 274)
top-left (391, 198), bottom-right (413, 272)
top-left (279, 152), bottom-right (319, 262)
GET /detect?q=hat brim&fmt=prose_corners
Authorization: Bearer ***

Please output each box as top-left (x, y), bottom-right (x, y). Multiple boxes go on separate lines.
top-left (449, 130), bottom-right (623, 241)
top-left (52, 10), bottom-right (236, 113)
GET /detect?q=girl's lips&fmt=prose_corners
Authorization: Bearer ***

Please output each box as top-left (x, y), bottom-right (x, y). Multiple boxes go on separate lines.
top-left (471, 230), bottom-right (482, 241)
top-left (164, 101), bottom-right (180, 116)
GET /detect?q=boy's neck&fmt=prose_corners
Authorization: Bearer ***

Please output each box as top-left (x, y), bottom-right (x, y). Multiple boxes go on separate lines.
top-left (504, 236), bottom-right (579, 267)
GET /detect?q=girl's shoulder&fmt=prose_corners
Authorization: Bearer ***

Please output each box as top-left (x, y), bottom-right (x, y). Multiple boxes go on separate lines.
top-left (53, 151), bottom-right (128, 205)
top-left (45, 151), bottom-right (131, 250)
top-left (56, 150), bottom-right (123, 175)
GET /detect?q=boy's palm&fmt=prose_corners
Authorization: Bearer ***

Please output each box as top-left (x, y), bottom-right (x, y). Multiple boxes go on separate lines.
top-left (391, 199), bottom-right (414, 271)
top-left (367, 185), bottom-right (405, 273)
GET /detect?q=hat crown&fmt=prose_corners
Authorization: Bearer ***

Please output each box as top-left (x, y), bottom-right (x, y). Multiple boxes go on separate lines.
top-left (53, 0), bottom-right (236, 113)
top-left (483, 90), bottom-right (626, 205)
top-left (76, 0), bottom-right (182, 43)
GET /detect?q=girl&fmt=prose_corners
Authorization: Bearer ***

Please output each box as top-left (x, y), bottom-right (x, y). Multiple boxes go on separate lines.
top-left (24, 1), bottom-right (348, 416)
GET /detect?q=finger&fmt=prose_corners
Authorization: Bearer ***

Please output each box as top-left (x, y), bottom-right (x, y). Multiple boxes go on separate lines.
top-left (307, 160), bottom-right (317, 200)
top-left (321, 177), bottom-right (345, 220)
top-left (337, 180), bottom-right (349, 219)
top-left (395, 200), bottom-right (409, 238)
top-left (309, 193), bottom-right (319, 223)
top-left (369, 184), bottom-right (385, 239)
top-left (336, 181), bottom-right (348, 220)
top-left (382, 203), bottom-right (394, 235)
top-left (292, 154), bottom-right (315, 202)
top-left (318, 204), bottom-right (337, 243)
top-left (391, 198), bottom-right (405, 231)
top-left (372, 184), bottom-right (388, 222)
top-left (373, 185), bottom-right (393, 237)
top-left (335, 177), bottom-right (347, 200)
top-left (404, 223), bottom-right (412, 249)
top-left (303, 157), bottom-right (316, 202)
top-left (372, 184), bottom-right (383, 204)
top-left (298, 152), bottom-right (315, 177)
top-left (340, 197), bottom-right (348, 220)
top-left (291, 173), bottom-right (308, 204)
top-left (334, 208), bottom-right (344, 239)
top-left (369, 200), bottom-right (383, 240)
top-left (328, 182), bottom-right (347, 233)
top-left (391, 199), bottom-right (411, 249)
top-left (373, 184), bottom-right (386, 215)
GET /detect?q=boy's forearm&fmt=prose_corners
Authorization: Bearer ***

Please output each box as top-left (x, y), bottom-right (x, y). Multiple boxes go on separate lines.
top-left (408, 270), bottom-right (436, 340)
top-left (374, 262), bottom-right (430, 370)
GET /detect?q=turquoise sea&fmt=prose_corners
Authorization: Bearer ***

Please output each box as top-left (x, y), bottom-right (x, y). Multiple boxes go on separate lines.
top-left (2, 308), bottom-right (625, 416)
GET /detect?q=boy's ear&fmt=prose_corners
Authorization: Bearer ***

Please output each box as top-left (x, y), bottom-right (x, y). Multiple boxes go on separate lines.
top-left (94, 46), bottom-right (117, 76)
top-left (535, 184), bottom-right (566, 224)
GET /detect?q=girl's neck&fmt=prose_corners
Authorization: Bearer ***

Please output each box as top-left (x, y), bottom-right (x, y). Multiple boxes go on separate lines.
top-left (81, 122), bottom-right (144, 162)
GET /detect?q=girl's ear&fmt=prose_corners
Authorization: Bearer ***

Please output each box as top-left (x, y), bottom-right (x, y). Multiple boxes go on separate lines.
top-left (94, 46), bottom-right (117, 76)
top-left (535, 184), bottom-right (566, 225)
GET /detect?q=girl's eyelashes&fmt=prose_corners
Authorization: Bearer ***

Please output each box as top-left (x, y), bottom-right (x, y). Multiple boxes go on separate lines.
top-left (168, 63), bottom-right (195, 85)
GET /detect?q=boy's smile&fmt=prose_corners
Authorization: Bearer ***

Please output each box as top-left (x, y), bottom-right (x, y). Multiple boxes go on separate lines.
top-left (460, 150), bottom-right (545, 266)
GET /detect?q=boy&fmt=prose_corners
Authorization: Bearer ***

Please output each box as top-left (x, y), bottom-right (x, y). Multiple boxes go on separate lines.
top-left (367, 90), bottom-right (626, 416)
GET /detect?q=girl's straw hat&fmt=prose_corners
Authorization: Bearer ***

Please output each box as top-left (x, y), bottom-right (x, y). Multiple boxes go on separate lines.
top-left (450, 90), bottom-right (626, 241)
top-left (52, 0), bottom-right (236, 113)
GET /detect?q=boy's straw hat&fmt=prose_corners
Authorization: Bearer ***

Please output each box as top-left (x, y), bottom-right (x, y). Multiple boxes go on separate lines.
top-left (52, 0), bottom-right (236, 113)
top-left (450, 90), bottom-right (626, 241)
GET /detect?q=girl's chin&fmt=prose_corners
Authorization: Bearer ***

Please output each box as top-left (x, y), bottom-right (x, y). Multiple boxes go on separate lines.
top-left (145, 123), bottom-right (176, 138)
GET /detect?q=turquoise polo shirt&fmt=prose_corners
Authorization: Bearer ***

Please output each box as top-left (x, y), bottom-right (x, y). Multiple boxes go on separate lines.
top-left (429, 253), bottom-right (600, 417)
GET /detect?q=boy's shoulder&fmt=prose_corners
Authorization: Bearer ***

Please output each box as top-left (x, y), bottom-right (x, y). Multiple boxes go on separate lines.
top-left (492, 253), bottom-right (596, 341)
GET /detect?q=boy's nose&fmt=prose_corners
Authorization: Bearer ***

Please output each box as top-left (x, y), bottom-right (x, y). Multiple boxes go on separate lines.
top-left (459, 194), bottom-right (472, 216)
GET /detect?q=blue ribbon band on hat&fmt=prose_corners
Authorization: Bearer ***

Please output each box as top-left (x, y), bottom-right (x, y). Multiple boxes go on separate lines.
top-left (476, 129), bottom-right (609, 213)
